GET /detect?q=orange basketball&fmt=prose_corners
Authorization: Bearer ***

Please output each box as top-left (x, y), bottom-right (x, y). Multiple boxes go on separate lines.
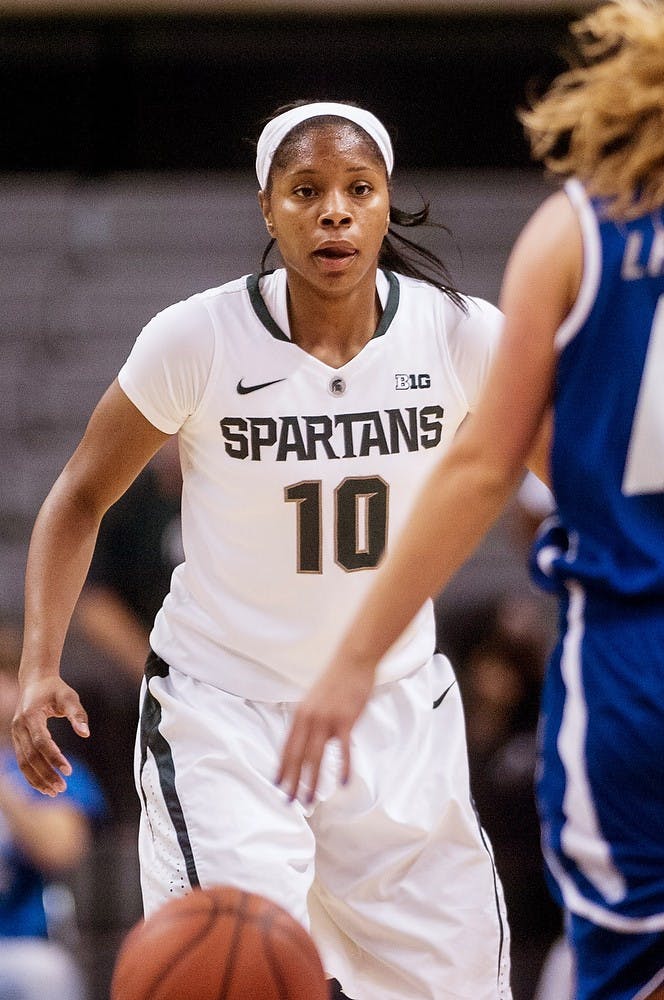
top-left (110, 885), bottom-right (329, 1000)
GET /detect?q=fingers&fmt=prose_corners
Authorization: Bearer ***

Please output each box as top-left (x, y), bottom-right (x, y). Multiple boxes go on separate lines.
top-left (276, 711), bottom-right (352, 804)
top-left (275, 714), bottom-right (312, 802)
top-left (339, 739), bottom-right (351, 787)
top-left (304, 731), bottom-right (326, 805)
top-left (67, 708), bottom-right (90, 739)
top-left (12, 721), bottom-right (71, 796)
top-left (11, 685), bottom-right (90, 797)
top-left (291, 727), bottom-right (328, 804)
top-left (54, 686), bottom-right (89, 736)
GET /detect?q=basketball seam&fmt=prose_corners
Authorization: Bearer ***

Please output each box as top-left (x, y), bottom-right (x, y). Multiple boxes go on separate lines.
top-left (143, 903), bottom-right (219, 1000)
top-left (216, 890), bottom-right (251, 1000)
top-left (259, 911), bottom-right (291, 1000)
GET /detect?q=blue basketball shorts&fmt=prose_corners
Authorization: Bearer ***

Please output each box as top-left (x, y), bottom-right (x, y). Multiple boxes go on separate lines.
top-left (569, 912), bottom-right (664, 1000)
top-left (536, 582), bottom-right (664, 999)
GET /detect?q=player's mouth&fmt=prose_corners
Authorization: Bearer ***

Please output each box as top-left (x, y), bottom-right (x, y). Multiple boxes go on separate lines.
top-left (312, 241), bottom-right (358, 271)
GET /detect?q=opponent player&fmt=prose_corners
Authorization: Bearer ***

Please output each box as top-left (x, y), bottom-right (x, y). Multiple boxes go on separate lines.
top-left (13, 102), bottom-right (514, 999)
top-left (277, 6), bottom-right (664, 999)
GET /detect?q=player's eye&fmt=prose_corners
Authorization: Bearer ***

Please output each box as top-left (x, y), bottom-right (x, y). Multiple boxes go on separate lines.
top-left (293, 185), bottom-right (316, 198)
top-left (352, 182), bottom-right (372, 196)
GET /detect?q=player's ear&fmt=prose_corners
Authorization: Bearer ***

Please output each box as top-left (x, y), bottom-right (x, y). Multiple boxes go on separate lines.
top-left (258, 191), bottom-right (275, 237)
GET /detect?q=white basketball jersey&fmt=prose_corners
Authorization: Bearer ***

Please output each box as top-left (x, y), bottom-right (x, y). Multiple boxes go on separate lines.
top-left (118, 268), bottom-right (502, 698)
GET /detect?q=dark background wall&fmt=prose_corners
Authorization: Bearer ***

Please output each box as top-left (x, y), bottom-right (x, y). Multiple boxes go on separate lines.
top-left (1, 11), bottom-right (573, 174)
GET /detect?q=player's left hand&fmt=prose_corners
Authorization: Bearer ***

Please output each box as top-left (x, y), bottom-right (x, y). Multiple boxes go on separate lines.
top-left (276, 656), bottom-right (376, 803)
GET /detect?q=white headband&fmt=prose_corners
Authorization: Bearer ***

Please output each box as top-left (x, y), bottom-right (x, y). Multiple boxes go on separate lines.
top-left (255, 102), bottom-right (394, 190)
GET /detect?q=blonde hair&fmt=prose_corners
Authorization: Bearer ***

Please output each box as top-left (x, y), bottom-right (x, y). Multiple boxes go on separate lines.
top-left (521, 0), bottom-right (664, 218)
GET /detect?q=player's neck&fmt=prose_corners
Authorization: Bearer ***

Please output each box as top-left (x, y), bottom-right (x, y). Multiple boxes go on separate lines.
top-left (286, 276), bottom-right (382, 369)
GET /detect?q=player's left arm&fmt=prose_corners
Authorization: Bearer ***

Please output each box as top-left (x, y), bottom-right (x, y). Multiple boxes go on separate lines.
top-left (278, 190), bottom-right (582, 801)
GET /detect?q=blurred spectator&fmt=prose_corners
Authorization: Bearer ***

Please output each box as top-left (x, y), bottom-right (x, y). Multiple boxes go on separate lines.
top-left (57, 436), bottom-right (182, 824)
top-left (0, 624), bottom-right (105, 1000)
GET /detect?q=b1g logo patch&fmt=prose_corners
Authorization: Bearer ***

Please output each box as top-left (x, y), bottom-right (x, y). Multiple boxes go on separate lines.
top-left (395, 373), bottom-right (431, 390)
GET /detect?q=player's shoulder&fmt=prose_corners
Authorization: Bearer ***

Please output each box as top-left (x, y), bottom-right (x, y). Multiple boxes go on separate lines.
top-left (196, 273), bottom-right (253, 304)
top-left (174, 274), bottom-right (253, 315)
top-left (516, 188), bottom-right (580, 261)
top-left (391, 271), bottom-right (442, 301)
top-left (143, 274), bottom-right (253, 335)
top-left (392, 272), bottom-right (499, 319)
top-left (390, 273), bottom-right (503, 355)
top-left (460, 294), bottom-right (502, 323)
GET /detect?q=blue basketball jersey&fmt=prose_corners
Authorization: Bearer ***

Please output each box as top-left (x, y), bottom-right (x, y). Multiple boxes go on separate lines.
top-left (532, 182), bottom-right (664, 975)
top-left (533, 179), bottom-right (664, 600)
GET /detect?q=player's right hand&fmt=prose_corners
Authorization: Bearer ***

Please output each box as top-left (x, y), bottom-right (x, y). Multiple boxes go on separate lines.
top-left (11, 676), bottom-right (89, 796)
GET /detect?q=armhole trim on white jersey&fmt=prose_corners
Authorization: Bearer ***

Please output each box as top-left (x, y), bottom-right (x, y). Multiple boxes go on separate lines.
top-left (554, 178), bottom-right (602, 353)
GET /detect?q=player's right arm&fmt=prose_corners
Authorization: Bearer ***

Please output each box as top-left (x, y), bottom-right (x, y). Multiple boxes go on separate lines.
top-left (13, 380), bottom-right (171, 796)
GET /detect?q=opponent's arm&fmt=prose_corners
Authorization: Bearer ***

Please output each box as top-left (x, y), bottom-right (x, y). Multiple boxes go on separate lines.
top-left (14, 381), bottom-right (170, 796)
top-left (278, 190), bottom-right (582, 800)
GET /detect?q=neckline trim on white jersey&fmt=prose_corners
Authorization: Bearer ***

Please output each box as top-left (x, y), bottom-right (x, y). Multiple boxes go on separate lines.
top-left (245, 268), bottom-right (401, 344)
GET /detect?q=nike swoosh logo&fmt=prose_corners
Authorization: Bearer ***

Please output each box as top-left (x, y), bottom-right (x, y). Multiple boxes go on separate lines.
top-left (433, 680), bottom-right (457, 709)
top-left (236, 378), bottom-right (287, 395)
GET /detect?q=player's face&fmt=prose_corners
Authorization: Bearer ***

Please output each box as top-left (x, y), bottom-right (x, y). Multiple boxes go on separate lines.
top-left (259, 125), bottom-right (390, 299)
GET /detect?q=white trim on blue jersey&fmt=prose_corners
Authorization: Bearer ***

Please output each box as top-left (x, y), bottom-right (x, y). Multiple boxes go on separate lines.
top-left (554, 179), bottom-right (603, 353)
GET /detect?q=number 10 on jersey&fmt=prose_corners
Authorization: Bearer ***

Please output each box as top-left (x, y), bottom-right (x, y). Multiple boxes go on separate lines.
top-left (285, 476), bottom-right (389, 573)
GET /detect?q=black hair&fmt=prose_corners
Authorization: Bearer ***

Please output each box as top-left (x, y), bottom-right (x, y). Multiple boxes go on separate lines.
top-left (257, 102), bottom-right (468, 313)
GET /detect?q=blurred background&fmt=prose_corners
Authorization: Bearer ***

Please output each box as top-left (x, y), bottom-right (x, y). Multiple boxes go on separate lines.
top-left (1, 1), bottom-right (583, 997)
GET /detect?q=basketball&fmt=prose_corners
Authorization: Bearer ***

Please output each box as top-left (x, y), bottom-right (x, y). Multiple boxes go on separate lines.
top-left (110, 885), bottom-right (329, 1000)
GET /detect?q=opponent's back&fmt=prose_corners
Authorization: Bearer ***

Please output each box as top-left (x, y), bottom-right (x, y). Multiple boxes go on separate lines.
top-left (541, 178), bottom-right (664, 598)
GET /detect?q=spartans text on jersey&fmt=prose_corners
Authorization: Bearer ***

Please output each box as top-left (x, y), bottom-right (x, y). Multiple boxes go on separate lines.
top-left (219, 405), bottom-right (445, 461)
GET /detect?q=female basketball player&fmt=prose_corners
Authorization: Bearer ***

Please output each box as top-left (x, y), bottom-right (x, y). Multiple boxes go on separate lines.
top-left (278, 5), bottom-right (664, 999)
top-left (13, 102), bottom-right (514, 998)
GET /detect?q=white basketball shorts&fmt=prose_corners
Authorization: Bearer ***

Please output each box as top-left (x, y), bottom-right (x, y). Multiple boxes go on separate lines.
top-left (135, 651), bottom-right (511, 1000)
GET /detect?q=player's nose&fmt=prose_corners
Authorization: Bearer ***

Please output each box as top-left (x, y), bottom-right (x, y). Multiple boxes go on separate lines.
top-left (319, 191), bottom-right (352, 227)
